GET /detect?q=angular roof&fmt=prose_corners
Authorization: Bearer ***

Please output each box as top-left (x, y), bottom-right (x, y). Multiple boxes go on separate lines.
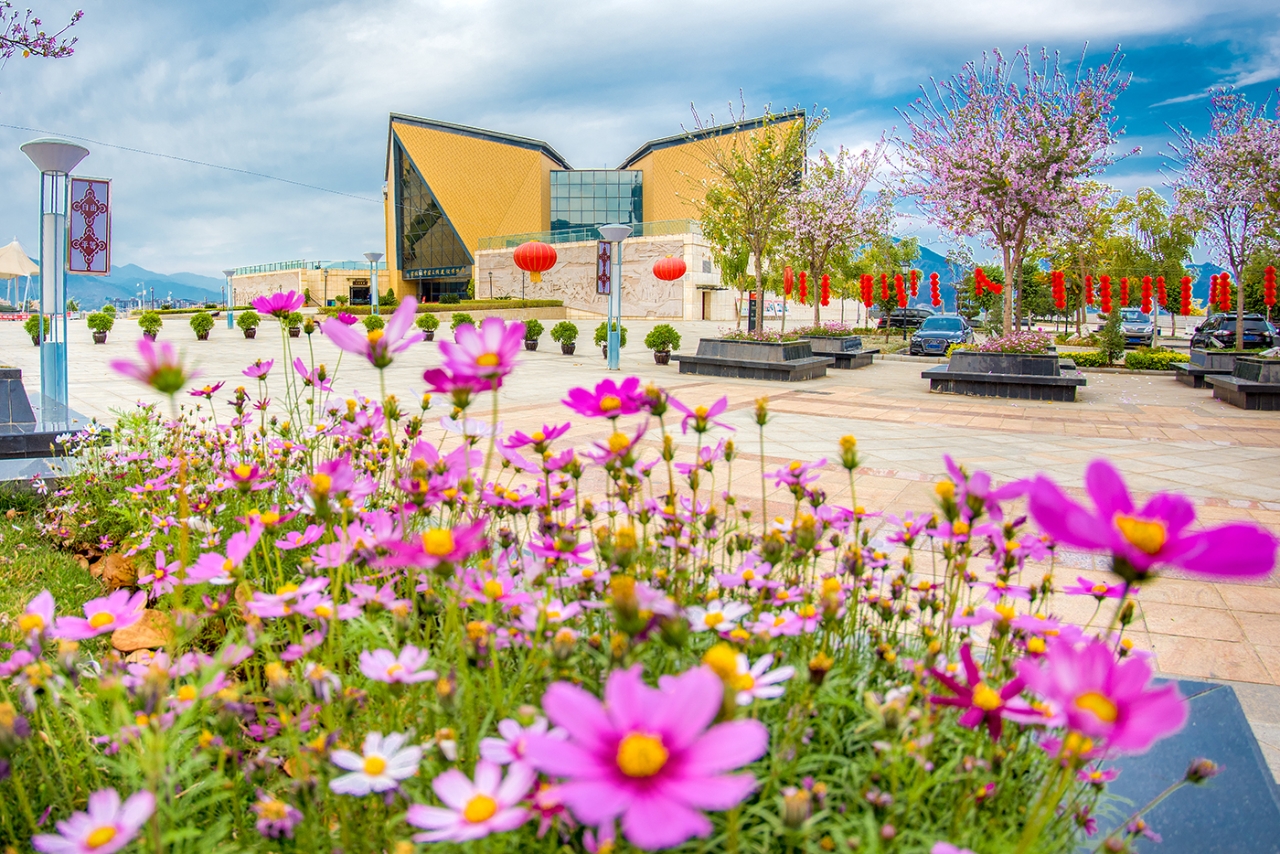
top-left (388, 113), bottom-right (571, 170)
top-left (616, 108), bottom-right (806, 170)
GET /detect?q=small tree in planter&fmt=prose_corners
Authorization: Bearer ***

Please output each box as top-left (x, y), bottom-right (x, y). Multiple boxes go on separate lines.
top-left (101, 303), bottom-right (117, 317)
top-left (415, 312), bottom-right (440, 341)
top-left (236, 309), bottom-right (261, 339)
top-left (23, 314), bottom-right (48, 346)
top-left (644, 323), bottom-right (681, 365)
top-left (450, 312), bottom-right (475, 336)
top-left (190, 310), bottom-right (215, 341)
top-left (87, 311), bottom-right (114, 344)
top-left (334, 294), bottom-right (348, 307)
top-left (523, 318), bottom-right (544, 351)
top-left (285, 311), bottom-right (304, 338)
top-left (1098, 309), bottom-right (1125, 365)
top-left (363, 314), bottom-right (386, 333)
top-left (138, 310), bottom-right (163, 341)
top-left (550, 320), bottom-right (579, 355)
top-left (594, 321), bottom-right (628, 358)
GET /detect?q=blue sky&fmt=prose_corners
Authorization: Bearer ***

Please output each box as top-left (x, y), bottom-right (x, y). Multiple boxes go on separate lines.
top-left (0, 0), bottom-right (1275, 276)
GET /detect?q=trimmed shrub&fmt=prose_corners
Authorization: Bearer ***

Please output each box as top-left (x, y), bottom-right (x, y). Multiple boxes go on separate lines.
top-left (235, 310), bottom-right (261, 331)
top-left (138, 311), bottom-right (164, 336)
top-left (523, 318), bottom-right (544, 340)
top-left (362, 314), bottom-right (386, 331)
top-left (1123, 348), bottom-right (1191, 371)
top-left (644, 323), bottom-right (681, 352)
top-left (439, 293), bottom-right (462, 304)
top-left (87, 312), bottom-right (115, 334)
top-left (550, 321), bottom-right (578, 344)
top-left (285, 311), bottom-right (304, 329)
top-left (450, 312), bottom-right (475, 332)
top-left (24, 314), bottom-right (49, 339)
top-left (189, 311), bottom-right (215, 337)
top-left (101, 304), bottom-right (118, 316)
top-left (415, 313), bottom-right (440, 331)
top-left (1070, 350), bottom-right (1111, 368)
top-left (594, 321), bottom-right (627, 348)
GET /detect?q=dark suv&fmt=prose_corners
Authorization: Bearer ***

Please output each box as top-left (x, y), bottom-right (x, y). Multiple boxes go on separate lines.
top-left (876, 307), bottom-right (934, 330)
top-left (1190, 314), bottom-right (1277, 350)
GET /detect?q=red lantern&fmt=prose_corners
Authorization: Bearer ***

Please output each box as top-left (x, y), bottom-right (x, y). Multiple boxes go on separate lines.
top-left (1179, 275), bottom-right (1192, 316)
top-left (1209, 274), bottom-right (1219, 309)
top-left (652, 255), bottom-right (686, 282)
top-left (929, 271), bottom-right (941, 308)
top-left (513, 241), bottom-right (557, 283)
top-left (798, 271), bottom-right (808, 305)
top-left (1100, 274), bottom-right (1112, 313)
top-left (894, 274), bottom-right (907, 308)
top-left (1120, 277), bottom-right (1129, 307)
top-left (1051, 270), bottom-right (1067, 311)
top-left (880, 273), bottom-right (889, 301)
top-left (820, 274), bottom-right (831, 307)
top-left (1156, 276), bottom-right (1167, 308)
top-left (1220, 272), bottom-right (1232, 311)
top-left (861, 274), bottom-right (874, 308)
top-left (783, 265), bottom-right (793, 298)
top-left (909, 269), bottom-right (919, 298)
top-left (974, 268), bottom-right (985, 298)
top-left (1140, 275), bottom-right (1153, 314)
top-left (1264, 265), bottom-right (1277, 308)
top-left (1085, 274), bottom-right (1095, 306)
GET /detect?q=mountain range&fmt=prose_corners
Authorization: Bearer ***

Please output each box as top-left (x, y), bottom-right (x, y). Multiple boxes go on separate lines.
top-left (1, 260), bottom-right (225, 307)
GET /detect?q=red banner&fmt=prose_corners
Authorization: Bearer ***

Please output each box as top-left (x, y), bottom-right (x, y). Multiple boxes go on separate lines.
top-left (68, 177), bottom-right (111, 275)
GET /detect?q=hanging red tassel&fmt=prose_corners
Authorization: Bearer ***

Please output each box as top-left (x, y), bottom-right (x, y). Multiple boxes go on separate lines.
top-left (820, 274), bottom-right (830, 307)
top-left (798, 271), bottom-right (808, 305)
top-left (783, 266), bottom-right (793, 299)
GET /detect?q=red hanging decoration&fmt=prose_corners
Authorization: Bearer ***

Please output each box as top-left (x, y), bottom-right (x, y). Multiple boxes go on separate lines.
top-left (1179, 275), bottom-right (1192, 316)
top-left (909, 269), bottom-right (919, 298)
top-left (1051, 270), bottom-right (1067, 311)
top-left (894, 274), bottom-right (907, 308)
top-left (651, 255), bottom-right (686, 282)
top-left (929, 271), bottom-right (941, 308)
top-left (1219, 272), bottom-right (1232, 311)
top-left (1209, 274), bottom-right (1220, 309)
top-left (783, 265), bottom-right (794, 298)
top-left (1140, 275), bottom-right (1153, 314)
top-left (880, 273), bottom-right (889, 301)
top-left (1120, 277), bottom-right (1129, 307)
top-left (1084, 274), bottom-right (1095, 306)
top-left (974, 268), bottom-right (985, 297)
top-left (513, 241), bottom-right (557, 283)
top-left (1156, 276), bottom-right (1167, 308)
top-left (861, 274), bottom-right (874, 308)
top-left (1099, 274), bottom-right (1112, 313)
top-left (820, 274), bottom-right (830, 307)
top-left (798, 271), bottom-right (808, 305)
top-left (1264, 265), bottom-right (1277, 308)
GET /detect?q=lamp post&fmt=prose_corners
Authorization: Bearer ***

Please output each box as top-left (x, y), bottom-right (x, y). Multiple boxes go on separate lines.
top-left (21, 138), bottom-right (88, 413)
top-left (899, 259), bottom-right (911, 341)
top-left (364, 252), bottom-right (383, 315)
top-left (222, 269), bottom-right (236, 328)
top-left (598, 224), bottom-right (632, 370)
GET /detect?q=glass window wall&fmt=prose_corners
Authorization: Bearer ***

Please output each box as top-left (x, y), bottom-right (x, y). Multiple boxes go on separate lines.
top-left (550, 170), bottom-right (642, 234)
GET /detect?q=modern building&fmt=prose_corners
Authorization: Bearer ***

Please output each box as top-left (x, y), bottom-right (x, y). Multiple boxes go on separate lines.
top-left (227, 259), bottom-right (388, 307)
top-left (381, 110), bottom-right (803, 319)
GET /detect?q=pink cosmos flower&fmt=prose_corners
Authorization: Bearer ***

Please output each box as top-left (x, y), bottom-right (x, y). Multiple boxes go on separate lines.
top-left (929, 644), bottom-right (1040, 740)
top-left (335, 312), bottom-right (359, 325)
top-left (32, 788), bottom-right (155, 854)
top-left (390, 518), bottom-right (487, 571)
top-left (292, 357), bottom-right (334, 392)
top-left (562, 377), bottom-right (646, 419)
top-left (770, 458), bottom-right (826, 489)
top-left (730, 653), bottom-right (795, 706)
top-left (932, 844), bottom-right (977, 854)
top-left (187, 525), bottom-right (263, 585)
top-left (524, 665), bottom-right (768, 850)
top-left (18, 590), bottom-right (55, 637)
top-left (359, 645), bottom-right (437, 684)
top-left (243, 359), bottom-right (274, 380)
top-left (137, 550), bottom-right (182, 599)
top-left (251, 789), bottom-right (303, 839)
top-left (251, 290), bottom-right (305, 318)
top-left (188, 381), bottom-right (225, 400)
top-left (109, 338), bottom-right (192, 395)
top-left (275, 524), bottom-right (325, 551)
top-left (504, 422), bottom-right (571, 450)
top-left (1027, 459), bottom-right (1277, 581)
top-left (480, 717), bottom-right (567, 767)
top-left (406, 760), bottom-right (533, 843)
top-left (440, 317), bottom-right (524, 386)
top-left (53, 590), bottom-right (147, 640)
top-left (1062, 576), bottom-right (1129, 600)
top-left (321, 296), bottom-right (422, 368)
top-left (1017, 636), bottom-right (1187, 755)
top-left (669, 396), bottom-right (733, 434)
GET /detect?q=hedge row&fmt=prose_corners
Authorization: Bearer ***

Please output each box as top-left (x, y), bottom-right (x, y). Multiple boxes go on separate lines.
top-left (319, 299), bottom-right (562, 316)
top-left (1123, 348), bottom-right (1191, 371)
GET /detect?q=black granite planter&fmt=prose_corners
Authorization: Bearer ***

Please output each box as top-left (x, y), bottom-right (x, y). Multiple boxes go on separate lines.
top-left (196, 332), bottom-right (210, 341)
top-left (288, 327), bottom-right (301, 338)
top-left (92, 331), bottom-right (107, 344)
top-left (424, 331), bottom-right (435, 342)
top-left (560, 342), bottom-right (576, 355)
top-left (243, 328), bottom-right (256, 339)
top-left (0, 369), bottom-right (86, 460)
top-left (524, 340), bottom-right (538, 352)
top-left (922, 349), bottom-right (1085, 401)
top-left (800, 335), bottom-right (879, 369)
top-left (1207, 357), bottom-right (1280, 410)
top-left (1174, 350), bottom-right (1237, 389)
top-left (653, 351), bottom-right (671, 365)
top-left (674, 338), bottom-right (834, 382)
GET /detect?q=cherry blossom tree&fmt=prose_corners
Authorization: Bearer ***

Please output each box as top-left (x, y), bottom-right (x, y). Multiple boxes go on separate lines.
top-left (0, 2), bottom-right (81, 62)
top-left (781, 142), bottom-right (895, 324)
top-left (897, 46), bottom-right (1132, 332)
top-left (1168, 89), bottom-right (1280, 350)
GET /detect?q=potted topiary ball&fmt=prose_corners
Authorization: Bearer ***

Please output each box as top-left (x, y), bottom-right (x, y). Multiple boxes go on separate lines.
top-left (236, 309), bottom-right (261, 339)
top-left (24, 314), bottom-right (48, 346)
top-left (644, 323), bottom-right (681, 365)
top-left (87, 311), bottom-right (114, 344)
top-left (363, 314), bottom-right (386, 333)
top-left (594, 321), bottom-right (627, 358)
top-left (138, 310), bottom-right (163, 341)
top-left (190, 310), bottom-right (215, 341)
top-left (415, 312), bottom-right (440, 341)
top-left (550, 320), bottom-right (578, 355)
top-left (286, 311), bottom-right (304, 338)
top-left (523, 318), bottom-right (544, 352)
top-left (449, 313), bottom-right (475, 337)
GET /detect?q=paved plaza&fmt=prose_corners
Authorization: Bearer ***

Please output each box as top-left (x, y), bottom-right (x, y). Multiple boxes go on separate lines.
top-left (4, 313), bottom-right (1280, 774)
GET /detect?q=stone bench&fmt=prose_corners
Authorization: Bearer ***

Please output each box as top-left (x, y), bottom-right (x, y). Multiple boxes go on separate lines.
top-left (1174, 350), bottom-right (1237, 389)
top-left (0, 368), bottom-right (84, 460)
top-left (800, 335), bottom-right (878, 369)
top-left (1207, 357), bottom-right (1280, 410)
top-left (922, 351), bottom-right (1087, 402)
top-left (674, 338), bottom-right (834, 382)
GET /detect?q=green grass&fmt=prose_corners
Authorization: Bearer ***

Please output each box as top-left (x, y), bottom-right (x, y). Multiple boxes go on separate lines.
top-left (0, 515), bottom-right (103, 645)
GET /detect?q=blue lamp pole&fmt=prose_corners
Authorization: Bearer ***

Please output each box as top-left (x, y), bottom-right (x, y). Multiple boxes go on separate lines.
top-left (21, 138), bottom-right (89, 413)
top-left (223, 269), bottom-right (236, 328)
top-left (598, 224), bottom-right (631, 370)
top-left (365, 252), bottom-right (384, 315)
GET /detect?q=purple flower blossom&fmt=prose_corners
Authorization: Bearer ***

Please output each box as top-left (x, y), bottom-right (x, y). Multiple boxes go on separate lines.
top-left (251, 290), bottom-right (305, 318)
top-left (32, 788), bottom-right (155, 854)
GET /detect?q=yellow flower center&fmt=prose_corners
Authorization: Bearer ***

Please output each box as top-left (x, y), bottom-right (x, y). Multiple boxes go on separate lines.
top-left (607, 432), bottom-right (630, 454)
top-left (581, 568), bottom-right (594, 579)
top-left (85, 826), bottom-right (117, 850)
top-left (483, 580), bottom-right (505, 600)
top-left (422, 528), bottom-right (455, 557)
top-left (386, 663), bottom-right (405, 678)
top-left (731, 672), bottom-right (756, 693)
top-left (1115, 515), bottom-right (1166, 555)
top-left (742, 569), bottom-right (755, 581)
top-left (260, 799), bottom-right (289, 821)
top-left (363, 755), bottom-right (387, 776)
top-left (599, 395), bottom-right (622, 412)
top-left (788, 461), bottom-right (802, 472)
top-left (177, 685), bottom-right (198, 703)
top-left (234, 463), bottom-right (254, 479)
top-left (617, 732), bottom-right (668, 778)
top-left (472, 351), bottom-right (500, 369)
top-left (798, 604), bottom-right (817, 618)
top-left (1074, 691), bottom-right (1118, 724)
top-left (775, 590), bottom-right (790, 601)
top-left (315, 604), bottom-right (333, 619)
top-left (994, 604), bottom-right (1016, 623)
top-left (702, 643), bottom-right (738, 680)
top-left (18, 613), bottom-right (44, 633)
top-left (971, 682), bottom-right (1003, 711)
top-left (821, 578), bottom-right (841, 597)
top-left (1091, 584), bottom-right (1109, 595)
top-left (1062, 732), bottom-right (1095, 756)
top-left (311, 473), bottom-right (332, 495)
top-left (88, 612), bottom-right (115, 629)
top-left (953, 521), bottom-right (970, 536)
top-left (704, 612), bottom-right (724, 628)
top-left (366, 329), bottom-right (385, 345)
top-left (1026, 637), bottom-right (1046, 654)
top-left (463, 793), bottom-right (498, 823)
top-left (935, 480), bottom-right (956, 500)
top-left (694, 405), bottom-right (709, 418)
top-left (531, 430), bottom-right (545, 442)
top-left (277, 583), bottom-right (299, 595)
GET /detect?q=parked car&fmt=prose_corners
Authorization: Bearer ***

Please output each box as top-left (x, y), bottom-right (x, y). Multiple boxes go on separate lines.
top-left (1190, 313), bottom-right (1277, 350)
top-left (1114, 308), bottom-right (1156, 348)
top-left (909, 314), bottom-right (974, 356)
top-left (876, 307), bottom-right (934, 330)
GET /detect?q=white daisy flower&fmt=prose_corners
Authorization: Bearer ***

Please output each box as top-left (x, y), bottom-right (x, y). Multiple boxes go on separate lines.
top-left (732, 653), bottom-right (796, 706)
top-left (329, 731), bottom-right (423, 795)
top-left (686, 599), bottom-right (751, 633)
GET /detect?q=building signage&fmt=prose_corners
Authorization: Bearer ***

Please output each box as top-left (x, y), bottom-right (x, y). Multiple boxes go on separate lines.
top-left (68, 177), bottom-right (111, 275)
top-left (404, 265), bottom-right (467, 279)
top-left (596, 241), bottom-right (611, 295)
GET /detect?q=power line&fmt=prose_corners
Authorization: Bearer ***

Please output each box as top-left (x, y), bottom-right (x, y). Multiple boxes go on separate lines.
top-left (0, 122), bottom-right (381, 204)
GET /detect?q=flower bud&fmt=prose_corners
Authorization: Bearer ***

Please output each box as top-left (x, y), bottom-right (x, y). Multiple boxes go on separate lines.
top-left (781, 786), bottom-right (811, 829)
top-left (808, 651), bottom-right (834, 686)
top-left (838, 435), bottom-right (859, 470)
top-left (1185, 758), bottom-right (1222, 784)
top-left (754, 396), bottom-right (769, 426)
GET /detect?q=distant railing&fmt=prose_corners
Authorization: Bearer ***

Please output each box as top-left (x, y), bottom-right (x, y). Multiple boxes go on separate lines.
top-left (477, 219), bottom-right (701, 250)
top-left (234, 259), bottom-right (387, 276)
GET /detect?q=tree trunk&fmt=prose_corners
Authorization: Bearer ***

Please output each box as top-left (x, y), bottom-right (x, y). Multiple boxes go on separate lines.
top-left (812, 266), bottom-right (821, 325)
top-left (751, 249), bottom-right (765, 333)
top-left (1001, 245), bottom-right (1014, 334)
top-left (1232, 262), bottom-right (1245, 353)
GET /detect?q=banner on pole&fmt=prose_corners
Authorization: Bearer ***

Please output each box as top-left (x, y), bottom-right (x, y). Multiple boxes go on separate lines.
top-left (68, 177), bottom-right (111, 275)
top-left (596, 241), bottom-right (611, 295)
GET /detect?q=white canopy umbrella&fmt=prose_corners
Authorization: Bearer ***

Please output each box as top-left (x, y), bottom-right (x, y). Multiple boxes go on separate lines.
top-left (0, 239), bottom-right (39, 310)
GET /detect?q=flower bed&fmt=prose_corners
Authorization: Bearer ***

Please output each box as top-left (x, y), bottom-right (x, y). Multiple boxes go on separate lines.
top-left (2, 290), bottom-right (1273, 853)
top-left (1122, 348), bottom-right (1191, 371)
